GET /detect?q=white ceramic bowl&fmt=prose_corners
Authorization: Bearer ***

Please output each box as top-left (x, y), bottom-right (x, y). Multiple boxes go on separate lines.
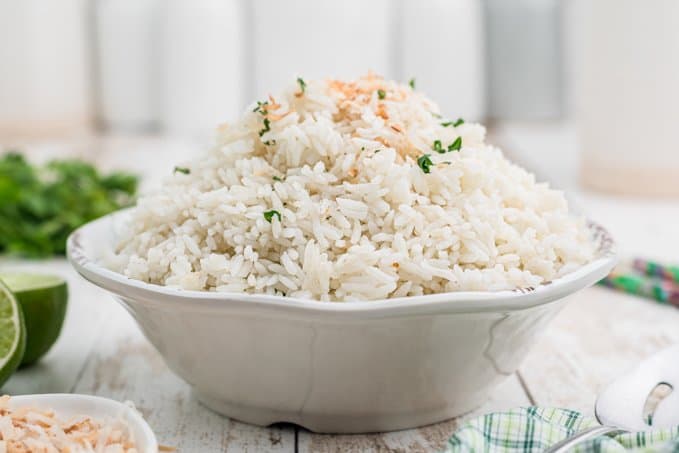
top-left (9, 394), bottom-right (157, 452)
top-left (67, 210), bottom-right (616, 433)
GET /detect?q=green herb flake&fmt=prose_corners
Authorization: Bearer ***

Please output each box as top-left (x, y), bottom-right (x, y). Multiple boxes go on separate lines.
top-left (377, 89), bottom-right (386, 100)
top-left (259, 118), bottom-right (271, 137)
top-left (173, 166), bottom-right (190, 175)
top-left (253, 100), bottom-right (269, 115)
top-left (432, 140), bottom-right (444, 153)
top-left (417, 154), bottom-right (434, 174)
top-left (408, 78), bottom-right (416, 89)
top-left (264, 210), bottom-right (282, 223)
top-left (441, 118), bottom-right (464, 128)
top-left (273, 176), bottom-right (283, 182)
top-left (448, 136), bottom-right (462, 152)
top-left (297, 77), bottom-right (306, 94)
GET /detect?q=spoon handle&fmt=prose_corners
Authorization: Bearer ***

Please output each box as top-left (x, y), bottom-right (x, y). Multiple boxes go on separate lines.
top-left (544, 426), bottom-right (625, 453)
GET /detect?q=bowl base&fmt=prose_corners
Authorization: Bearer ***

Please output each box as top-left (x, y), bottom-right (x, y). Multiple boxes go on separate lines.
top-left (194, 390), bottom-right (486, 433)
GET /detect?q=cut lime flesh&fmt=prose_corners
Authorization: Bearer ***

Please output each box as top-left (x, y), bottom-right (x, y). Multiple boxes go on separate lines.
top-left (0, 280), bottom-right (26, 388)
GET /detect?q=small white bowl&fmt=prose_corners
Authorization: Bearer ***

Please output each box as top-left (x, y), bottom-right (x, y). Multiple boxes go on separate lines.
top-left (67, 210), bottom-right (616, 433)
top-left (9, 394), bottom-right (158, 452)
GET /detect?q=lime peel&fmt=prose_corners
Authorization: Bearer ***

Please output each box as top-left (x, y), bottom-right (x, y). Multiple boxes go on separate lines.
top-left (0, 273), bottom-right (68, 367)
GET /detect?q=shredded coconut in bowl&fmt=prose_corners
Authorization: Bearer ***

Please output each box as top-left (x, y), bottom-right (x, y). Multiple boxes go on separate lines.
top-left (0, 395), bottom-right (139, 453)
top-left (110, 74), bottom-right (594, 301)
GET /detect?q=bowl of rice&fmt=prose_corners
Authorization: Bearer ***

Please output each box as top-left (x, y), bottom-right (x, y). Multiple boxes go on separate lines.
top-left (68, 74), bottom-right (616, 433)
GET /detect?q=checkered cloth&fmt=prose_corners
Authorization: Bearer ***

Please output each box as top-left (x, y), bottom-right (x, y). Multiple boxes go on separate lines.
top-left (442, 407), bottom-right (679, 452)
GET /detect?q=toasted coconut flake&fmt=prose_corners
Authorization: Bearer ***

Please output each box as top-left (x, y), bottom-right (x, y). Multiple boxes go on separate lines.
top-left (0, 396), bottom-right (150, 453)
top-left (375, 103), bottom-right (389, 120)
top-left (266, 111), bottom-right (291, 122)
top-left (260, 95), bottom-right (291, 121)
top-left (266, 95), bottom-right (282, 112)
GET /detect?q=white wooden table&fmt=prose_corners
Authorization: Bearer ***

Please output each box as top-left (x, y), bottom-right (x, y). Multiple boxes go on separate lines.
top-left (3, 124), bottom-right (679, 452)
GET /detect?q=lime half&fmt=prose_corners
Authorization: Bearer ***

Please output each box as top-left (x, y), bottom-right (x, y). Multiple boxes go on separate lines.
top-left (0, 280), bottom-right (26, 388)
top-left (0, 273), bottom-right (68, 366)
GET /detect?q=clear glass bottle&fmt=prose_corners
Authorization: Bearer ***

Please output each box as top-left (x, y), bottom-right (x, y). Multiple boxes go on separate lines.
top-left (0, 0), bottom-right (92, 140)
top-left (400, 0), bottom-right (486, 122)
top-left (160, 0), bottom-right (245, 141)
top-left (577, 0), bottom-right (679, 196)
top-left (484, 0), bottom-right (563, 120)
top-left (94, 0), bottom-right (160, 133)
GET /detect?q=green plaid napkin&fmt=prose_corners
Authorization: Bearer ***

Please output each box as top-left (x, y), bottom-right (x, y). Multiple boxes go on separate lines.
top-left (442, 407), bottom-right (679, 452)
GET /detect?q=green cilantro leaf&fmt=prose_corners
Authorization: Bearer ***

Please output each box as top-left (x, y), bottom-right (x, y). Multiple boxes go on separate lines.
top-left (0, 152), bottom-right (138, 257)
top-left (297, 77), bottom-right (306, 93)
top-left (432, 140), bottom-right (445, 153)
top-left (417, 154), bottom-right (434, 174)
top-left (264, 210), bottom-right (282, 223)
top-left (448, 137), bottom-right (462, 152)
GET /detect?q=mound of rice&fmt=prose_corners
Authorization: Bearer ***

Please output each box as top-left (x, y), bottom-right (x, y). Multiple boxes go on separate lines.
top-left (110, 74), bottom-right (594, 301)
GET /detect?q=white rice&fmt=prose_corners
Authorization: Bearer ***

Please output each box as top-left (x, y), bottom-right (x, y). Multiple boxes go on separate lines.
top-left (110, 74), bottom-right (594, 301)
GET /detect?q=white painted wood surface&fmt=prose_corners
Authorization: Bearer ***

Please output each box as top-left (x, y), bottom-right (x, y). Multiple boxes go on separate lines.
top-left (2, 123), bottom-right (679, 451)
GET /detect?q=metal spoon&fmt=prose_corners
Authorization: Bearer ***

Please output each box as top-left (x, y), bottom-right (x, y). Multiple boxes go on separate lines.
top-left (545, 344), bottom-right (679, 453)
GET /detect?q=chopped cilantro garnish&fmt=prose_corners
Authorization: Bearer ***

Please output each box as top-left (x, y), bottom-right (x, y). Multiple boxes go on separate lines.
top-left (259, 118), bottom-right (271, 137)
top-left (253, 100), bottom-right (268, 115)
top-left (297, 77), bottom-right (306, 93)
top-left (377, 89), bottom-right (386, 100)
top-left (417, 154), bottom-right (433, 174)
top-left (432, 140), bottom-right (444, 153)
top-left (408, 78), bottom-right (416, 89)
top-left (173, 166), bottom-right (190, 175)
top-left (264, 210), bottom-right (282, 223)
top-left (441, 118), bottom-right (464, 127)
top-left (448, 136), bottom-right (462, 152)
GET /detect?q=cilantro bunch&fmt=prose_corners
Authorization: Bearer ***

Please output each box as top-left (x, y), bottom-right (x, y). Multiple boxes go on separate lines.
top-left (0, 152), bottom-right (138, 257)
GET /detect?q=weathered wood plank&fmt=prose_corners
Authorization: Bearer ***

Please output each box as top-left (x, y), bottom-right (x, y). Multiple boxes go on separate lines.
top-left (71, 298), bottom-right (296, 452)
top-left (519, 286), bottom-right (679, 415)
top-left (298, 373), bottom-right (530, 453)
